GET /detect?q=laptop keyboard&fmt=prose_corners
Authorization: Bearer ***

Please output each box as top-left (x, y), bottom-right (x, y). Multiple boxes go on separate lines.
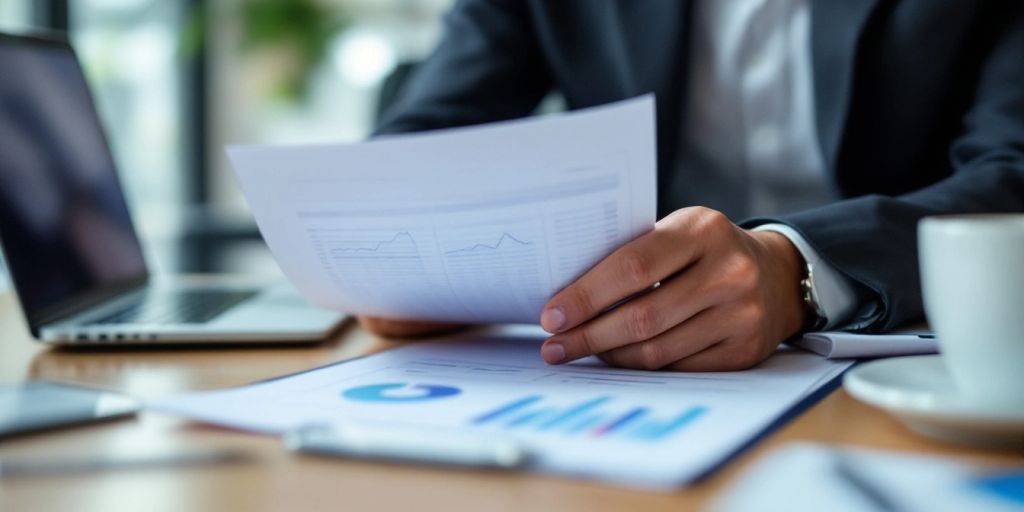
top-left (89, 289), bottom-right (257, 325)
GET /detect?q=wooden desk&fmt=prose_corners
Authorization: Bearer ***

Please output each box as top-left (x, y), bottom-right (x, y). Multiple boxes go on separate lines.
top-left (0, 292), bottom-right (1020, 511)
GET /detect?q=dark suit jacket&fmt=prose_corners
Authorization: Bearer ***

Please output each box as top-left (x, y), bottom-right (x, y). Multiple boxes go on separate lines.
top-left (375, 0), bottom-right (1024, 332)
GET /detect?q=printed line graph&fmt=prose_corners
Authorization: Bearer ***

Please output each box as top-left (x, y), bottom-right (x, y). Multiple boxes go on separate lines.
top-left (438, 226), bottom-right (547, 318)
top-left (445, 232), bottom-right (533, 255)
top-left (303, 223), bottom-right (549, 321)
top-left (329, 231), bottom-right (422, 260)
top-left (335, 231), bottom-right (415, 252)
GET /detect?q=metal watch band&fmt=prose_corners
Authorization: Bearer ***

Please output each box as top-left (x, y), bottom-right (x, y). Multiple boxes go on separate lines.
top-left (800, 262), bottom-right (829, 331)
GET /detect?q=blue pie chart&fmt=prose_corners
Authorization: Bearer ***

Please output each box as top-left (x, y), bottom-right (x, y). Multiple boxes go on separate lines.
top-left (342, 383), bottom-right (462, 403)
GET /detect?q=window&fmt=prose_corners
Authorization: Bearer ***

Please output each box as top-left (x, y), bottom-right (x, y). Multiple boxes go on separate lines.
top-left (71, 0), bottom-right (193, 274)
top-left (0, 2), bottom-right (31, 32)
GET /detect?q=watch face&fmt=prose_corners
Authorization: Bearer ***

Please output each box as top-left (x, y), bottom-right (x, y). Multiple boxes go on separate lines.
top-left (801, 264), bottom-right (828, 330)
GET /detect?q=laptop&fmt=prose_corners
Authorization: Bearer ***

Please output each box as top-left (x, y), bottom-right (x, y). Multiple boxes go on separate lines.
top-left (0, 32), bottom-right (345, 345)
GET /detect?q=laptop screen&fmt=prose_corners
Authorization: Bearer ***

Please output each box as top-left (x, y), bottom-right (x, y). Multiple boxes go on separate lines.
top-left (0, 34), bottom-right (147, 329)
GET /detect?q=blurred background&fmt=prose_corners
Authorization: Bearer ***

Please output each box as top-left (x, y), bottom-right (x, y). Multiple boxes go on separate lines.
top-left (0, 0), bottom-right (455, 290)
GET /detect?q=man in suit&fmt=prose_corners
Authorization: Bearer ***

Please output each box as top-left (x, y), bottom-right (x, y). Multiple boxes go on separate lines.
top-left (358, 0), bottom-right (1024, 371)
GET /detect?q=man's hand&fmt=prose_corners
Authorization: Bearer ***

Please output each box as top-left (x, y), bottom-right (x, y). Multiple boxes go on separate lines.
top-left (539, 207), bottom-right (808, 371)
top-left (357, 316), bottom-right (468, 338)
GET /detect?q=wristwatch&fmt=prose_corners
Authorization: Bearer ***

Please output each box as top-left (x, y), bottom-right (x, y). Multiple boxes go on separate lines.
top-left (800, 262), bottom-right (829, 331)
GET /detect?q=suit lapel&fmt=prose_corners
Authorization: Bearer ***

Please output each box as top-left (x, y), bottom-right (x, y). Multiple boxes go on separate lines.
top-left (614, 0), bottom-right (691, 99)
top-left (811, 0), bottom-right (882, 170)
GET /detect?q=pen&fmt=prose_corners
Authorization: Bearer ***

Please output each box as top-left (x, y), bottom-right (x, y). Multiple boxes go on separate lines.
top-left (0, 450), bottom-right (251, 478)
top-left (832, 452), bottom-right (905, 512)
top-left (285, 422), bottom-right (529, 470)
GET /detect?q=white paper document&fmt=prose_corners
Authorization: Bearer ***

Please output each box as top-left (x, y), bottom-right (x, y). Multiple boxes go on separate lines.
top-left (795, 331), bottom-right (938, 359)
top-left (228, 97), bottom-right (656, 324)
top-left (151, 327), bottom-right (853, 489)
top-left (714, 443), bottom-right (1024, 512)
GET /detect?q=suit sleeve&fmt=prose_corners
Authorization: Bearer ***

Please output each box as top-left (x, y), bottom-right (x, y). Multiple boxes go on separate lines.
top-left (374, 0), bottom-right (551, 135)
top-left (745, 7), bottom-right (1024, 332)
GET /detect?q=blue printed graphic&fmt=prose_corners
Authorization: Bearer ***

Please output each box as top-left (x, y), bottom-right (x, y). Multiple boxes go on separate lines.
top-left (971, 471), bottom-right (1024, 505)
top-left (470, 394), bottom-right (707, 442)
top-left (342, 383), bottom-right (462, 403)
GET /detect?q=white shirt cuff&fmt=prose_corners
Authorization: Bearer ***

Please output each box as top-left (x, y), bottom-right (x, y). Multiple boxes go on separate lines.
top-left (752, 223), bottom-right (859, 330)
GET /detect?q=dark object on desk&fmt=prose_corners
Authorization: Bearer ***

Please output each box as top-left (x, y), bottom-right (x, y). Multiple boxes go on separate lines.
top-left (0, 449), bottom-right (252, 478)
top-left (832, 452), bottom-right (904, 512)
top-left (0, 381), bottom-right (139, 440)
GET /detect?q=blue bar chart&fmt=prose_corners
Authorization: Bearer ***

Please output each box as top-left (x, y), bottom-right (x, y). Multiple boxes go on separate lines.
top-left (469, 395), bottom-right (708, 443)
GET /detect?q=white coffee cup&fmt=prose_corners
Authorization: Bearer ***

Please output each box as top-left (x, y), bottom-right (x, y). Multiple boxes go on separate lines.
top-left (919, 214), bottom-right (1024, 410)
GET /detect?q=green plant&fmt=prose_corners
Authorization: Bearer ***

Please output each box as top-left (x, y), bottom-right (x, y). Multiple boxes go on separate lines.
top-left (239, 0), bottom-right (349, 101)
top-left (182, 0), bottom-right (350, 103)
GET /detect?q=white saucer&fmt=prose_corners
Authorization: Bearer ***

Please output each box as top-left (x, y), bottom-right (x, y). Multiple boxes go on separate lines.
top-left (844, 355), bottom-right (1024, 448)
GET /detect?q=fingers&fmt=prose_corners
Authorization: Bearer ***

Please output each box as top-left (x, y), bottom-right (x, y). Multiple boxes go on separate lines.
top-left (593, 307), bottom-right (727, 370)
top-left (541, 209), bottom-right (729, 333)
top-left (535, 207), bottom-right (798, 373)
top-left (660, 335), bottom-right (771, 372)
top-left (357, 316), bottom-right (467, 338)
top-left (596, 330), bottom-right (772, 373)
top-left (540, 270), bottom-right (725, 362)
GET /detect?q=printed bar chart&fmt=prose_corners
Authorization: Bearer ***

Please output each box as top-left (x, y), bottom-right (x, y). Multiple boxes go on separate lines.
top-left (592, 407), bottom-right (649, 437)
top-left (470, 395), bottom-right (708, 442)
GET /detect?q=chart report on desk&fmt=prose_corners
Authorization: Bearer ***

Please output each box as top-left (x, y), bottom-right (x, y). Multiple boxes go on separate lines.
top-left (150, 332), bottom-right (852, 489)
top-left (341, 379), bottom-right (709, 443)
